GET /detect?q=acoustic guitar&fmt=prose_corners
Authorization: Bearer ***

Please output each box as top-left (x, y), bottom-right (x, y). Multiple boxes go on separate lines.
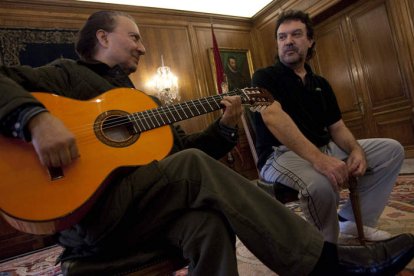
top-left (0, 87), bottom-right (273, 234)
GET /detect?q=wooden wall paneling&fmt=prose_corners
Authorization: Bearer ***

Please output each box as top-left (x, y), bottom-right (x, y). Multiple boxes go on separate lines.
top-left (407, 0), bottom-right (414, 133)
top-left (347, 0), bottom-right (414, 155)
top-left (252, 18), bottom-right (278, 68)
top-left (312, 14), bottom-right (368, 138)
top-left (390, 0), bottom-right (414, 123)
top-left (249, 27), bottom-right (267, 71)
top-left (0, 7), bottom-right (87, 29)
top-left (128, 24), bottom-right (211, 133)
top-left (376, 111), bottom-right (414, 151)
top-left (305, 0), bottom-right (343, 16)
top-left (350, 1), bottom-right (406, 106)
top-left (183, 22), bottom-right (216, 133)
top-left (253, 0), bottom-right (342, 26)
top-left (0, 0), bottom-right (254, 134)
top-left (344, 119), bottom-right (366, 140)
top-left (251, 0), bottom-right (345, 69)
top-left (312, 0), bottom-right (414, 156)
top-left (251, 0), bottom-right (284, 68)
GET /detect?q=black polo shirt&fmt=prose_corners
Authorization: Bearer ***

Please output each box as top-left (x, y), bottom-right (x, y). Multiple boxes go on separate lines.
top-left (251, 61), bottom-right (342, 169)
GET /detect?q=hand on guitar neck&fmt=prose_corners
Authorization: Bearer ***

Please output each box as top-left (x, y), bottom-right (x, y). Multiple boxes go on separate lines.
top-left (218, 95), bottom-right (242, 128)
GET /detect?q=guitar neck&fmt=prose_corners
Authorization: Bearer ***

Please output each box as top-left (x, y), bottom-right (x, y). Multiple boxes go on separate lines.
top-left (128, 90), bottom-right (244, 133)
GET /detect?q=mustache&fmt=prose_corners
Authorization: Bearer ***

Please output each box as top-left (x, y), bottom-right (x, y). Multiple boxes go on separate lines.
top-left (283, 45), bottom-right (298, 52)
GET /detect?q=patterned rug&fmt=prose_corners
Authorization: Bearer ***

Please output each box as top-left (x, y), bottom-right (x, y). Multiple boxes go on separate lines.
top-left (0, 175), bottom-right (413, 276)
top-left (236, 174), bottom-right (414, 276)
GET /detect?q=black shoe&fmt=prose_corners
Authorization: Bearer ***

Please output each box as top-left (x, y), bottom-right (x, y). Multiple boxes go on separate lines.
top-left (337, 233), bottom-right (414, 275)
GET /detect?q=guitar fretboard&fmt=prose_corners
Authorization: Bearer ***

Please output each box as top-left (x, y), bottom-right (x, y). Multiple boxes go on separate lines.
top-left (95, 87), bottom-right (272, 135)
top-left (128, 90), bottom-right (244, 133)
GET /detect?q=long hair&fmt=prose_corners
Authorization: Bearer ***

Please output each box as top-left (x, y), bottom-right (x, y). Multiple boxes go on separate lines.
top-left (274, 10), bottom-right (315, 61)
top-left (75, 11), bottom-right (134, 61)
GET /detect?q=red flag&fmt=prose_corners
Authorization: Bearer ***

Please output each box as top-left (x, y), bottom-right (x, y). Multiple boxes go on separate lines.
top-left (211, 24), bottom-right (224, 94)
top-left (211, 23), bottom-right (243, 166)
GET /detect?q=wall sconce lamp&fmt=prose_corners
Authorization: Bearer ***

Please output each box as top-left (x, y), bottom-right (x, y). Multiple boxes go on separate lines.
top-left (147, 55), bottom-right (179, 105)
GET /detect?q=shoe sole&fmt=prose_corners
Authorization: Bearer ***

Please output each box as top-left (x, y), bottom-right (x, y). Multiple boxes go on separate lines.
top-left (339, 233), bottom-right (392, 242)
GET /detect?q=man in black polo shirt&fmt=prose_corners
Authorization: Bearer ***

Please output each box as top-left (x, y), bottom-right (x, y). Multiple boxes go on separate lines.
top-left (252, 10), bottom-right (404, 243)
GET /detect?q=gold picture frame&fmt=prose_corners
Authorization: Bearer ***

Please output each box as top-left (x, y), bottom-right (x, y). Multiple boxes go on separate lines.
top-left (209, 48), bottom-right (254, 92)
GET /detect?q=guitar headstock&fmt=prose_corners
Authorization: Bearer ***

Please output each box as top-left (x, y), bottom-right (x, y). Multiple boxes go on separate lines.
top-left (239, 87), bottom-right (274, 111)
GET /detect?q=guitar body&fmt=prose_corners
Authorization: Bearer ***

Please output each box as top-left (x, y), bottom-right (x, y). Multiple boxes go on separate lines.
top-left (0, 88), bottom-right (173, 234)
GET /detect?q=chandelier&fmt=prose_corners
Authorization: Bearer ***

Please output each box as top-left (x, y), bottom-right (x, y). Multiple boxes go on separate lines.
top-left (148, 55), bottom-right (179, 105)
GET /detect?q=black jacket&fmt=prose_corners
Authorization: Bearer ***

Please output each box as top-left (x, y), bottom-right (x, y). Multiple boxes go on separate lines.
top-left (0, 58), bottom-right (237, 259)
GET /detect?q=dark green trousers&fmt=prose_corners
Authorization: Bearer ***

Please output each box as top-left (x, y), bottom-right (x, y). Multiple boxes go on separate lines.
top-left (61, 149), bottom-right (323, 276)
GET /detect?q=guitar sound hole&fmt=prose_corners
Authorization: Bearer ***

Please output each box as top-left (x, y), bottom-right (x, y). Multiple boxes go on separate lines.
top-left (94, 111), bottom-right (140, 148)
top-left (101, 115), bottom-right (133, 142)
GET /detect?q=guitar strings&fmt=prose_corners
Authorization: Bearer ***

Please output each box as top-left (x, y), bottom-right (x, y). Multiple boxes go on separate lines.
top-left (103, 95), bottom-right (225, 131)
top-left (68, 91), bottom-right (245, 138)
top-left (69, 88), bottom-right (269, 145)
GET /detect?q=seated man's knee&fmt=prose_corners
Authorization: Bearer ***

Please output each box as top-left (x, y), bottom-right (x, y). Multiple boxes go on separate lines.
top-left (372, 138), bottom-right (405, 164)
top-left (303, 180), bottom-right (337, 203)
top-left (181, 211), bottom-right (235, 246)
top-left (171, 148), bottom-right (214, 167)
top-left (386, 138), bottom-right (404, 158)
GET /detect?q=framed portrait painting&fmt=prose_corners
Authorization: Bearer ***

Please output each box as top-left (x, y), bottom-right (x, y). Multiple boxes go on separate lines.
top-left (209, 48), bottom-right (254, 92)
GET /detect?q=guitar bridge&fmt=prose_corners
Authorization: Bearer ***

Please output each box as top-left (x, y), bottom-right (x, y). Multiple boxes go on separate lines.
top-left (48, 167), bottom-right (64, 181)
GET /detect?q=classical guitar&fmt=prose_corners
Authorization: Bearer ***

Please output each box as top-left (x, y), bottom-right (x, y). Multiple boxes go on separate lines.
top-left (0, 87), bottom-right (273, 235)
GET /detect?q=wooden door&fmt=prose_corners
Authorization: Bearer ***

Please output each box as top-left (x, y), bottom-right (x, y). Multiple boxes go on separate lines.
top-left (312, 0), bottom-right (414, 157)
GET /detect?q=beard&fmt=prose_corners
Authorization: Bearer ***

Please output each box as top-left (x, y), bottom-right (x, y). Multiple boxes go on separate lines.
top-left (279, 48), bottom-right (306, 68)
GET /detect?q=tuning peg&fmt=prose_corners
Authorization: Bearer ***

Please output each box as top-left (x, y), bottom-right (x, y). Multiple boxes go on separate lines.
top-left (249, 106), bottom-right (260, 112)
